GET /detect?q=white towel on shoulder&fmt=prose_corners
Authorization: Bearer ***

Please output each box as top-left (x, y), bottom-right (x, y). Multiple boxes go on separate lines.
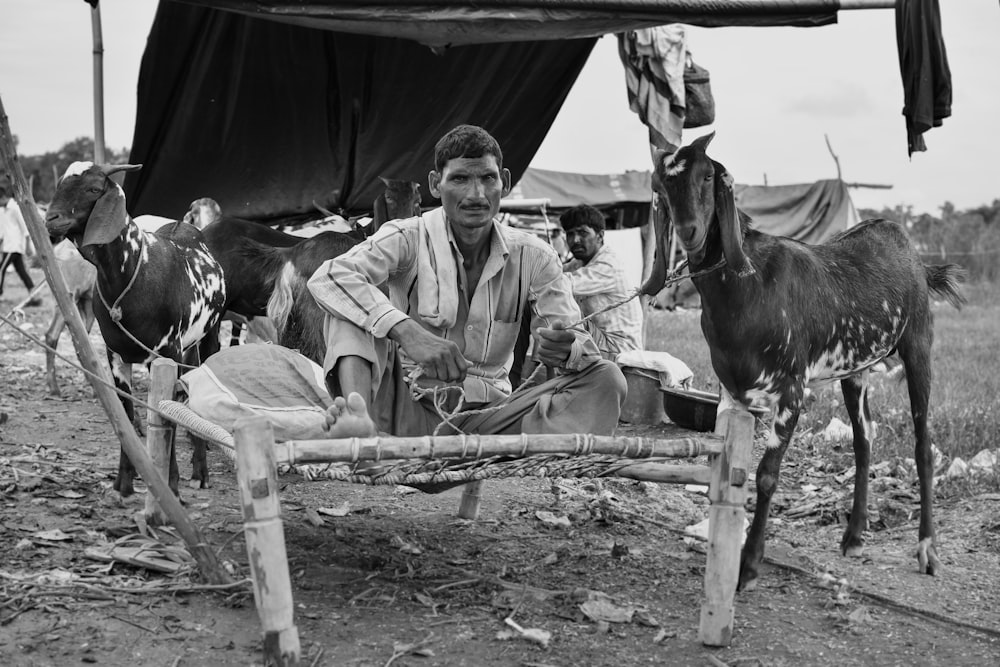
top-left (416, 208), bottom-right (459, 329)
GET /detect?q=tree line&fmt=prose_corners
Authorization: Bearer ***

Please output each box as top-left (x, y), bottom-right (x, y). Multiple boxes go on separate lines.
top-left (860, 203), bottom-right (1000, 283)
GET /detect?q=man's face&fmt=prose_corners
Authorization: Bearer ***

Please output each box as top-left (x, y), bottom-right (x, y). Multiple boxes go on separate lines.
top-left (429, 155), bottom-right (510, 234)
top-left (565, 225), bottom-right (602, 262)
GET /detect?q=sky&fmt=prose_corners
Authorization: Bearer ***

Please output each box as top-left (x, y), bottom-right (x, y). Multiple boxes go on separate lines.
top-left (2, 1), bottom-right (997, 215)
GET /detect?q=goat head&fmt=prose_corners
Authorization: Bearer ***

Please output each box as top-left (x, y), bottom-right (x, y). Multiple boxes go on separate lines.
top-left (46, 163), bottom-right (143, 246)
top-left (642, 133), bottom-right (753, 297)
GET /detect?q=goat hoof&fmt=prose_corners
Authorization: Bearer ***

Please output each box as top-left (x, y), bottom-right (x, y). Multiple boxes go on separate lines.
top-left (843, 545), bottom-right (865, 558)
top-left (737, 564), bottom-right (758, 592)
top-left (915, 537), bottom-right (940, 575)
top-left (114, 475), bottom-right (135, 498)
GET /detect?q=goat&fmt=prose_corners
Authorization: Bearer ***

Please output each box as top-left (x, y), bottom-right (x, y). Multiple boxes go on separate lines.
top-left (373, 177), bottom-right (422, 234)
top-left (265, 178), bottom-right (423, 364)
top-left (45, 163), bottom-right (228, 497)
top-left (45, 240), bottom-right (97, 396)
top-left (247, 231), bottom-right (362, 364)
top-left (198, 216), bottom-right (305, 354)
top-left (133, 197), bottom-right (221, 234)
top-left (642, 133), bottom-right (966, 591)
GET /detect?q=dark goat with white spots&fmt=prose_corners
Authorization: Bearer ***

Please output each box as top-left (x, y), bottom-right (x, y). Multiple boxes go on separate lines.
top-left (643, 133), bottom-right (966, 591)
top-left (45, 163), bottom-right (227, 497)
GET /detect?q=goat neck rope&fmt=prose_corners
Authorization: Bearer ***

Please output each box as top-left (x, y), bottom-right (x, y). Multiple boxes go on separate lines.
top-left (93, 232), bottom-right (197, 368)
top-left (95, 230), bottom-right (146, 324)
top-left (673, 256), bottom-right (727, 284)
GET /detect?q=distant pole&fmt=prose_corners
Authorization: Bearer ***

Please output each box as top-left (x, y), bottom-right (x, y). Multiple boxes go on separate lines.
top-left (824, 134), bottom-right (843, 181)
top-left (90, 0), bottom-right (106, 164)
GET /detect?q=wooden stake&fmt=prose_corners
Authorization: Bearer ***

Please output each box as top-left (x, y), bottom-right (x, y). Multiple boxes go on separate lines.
top-left (699, 408), bottom-right (755, 647)
top-left (457, 481), bottom-right (483, 519)
top-left (234, 416), bottom-right (301, 667)
top-left (144, 359), bottom-right (178, 526)
top-left (0, 94), bottom-right (230, 585)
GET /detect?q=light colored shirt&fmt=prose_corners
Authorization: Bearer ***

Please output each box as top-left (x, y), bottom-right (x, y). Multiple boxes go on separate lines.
top-left (563, 243), bottom-right (644, 358)
top-left (308, 211), bottom-right (602, 403)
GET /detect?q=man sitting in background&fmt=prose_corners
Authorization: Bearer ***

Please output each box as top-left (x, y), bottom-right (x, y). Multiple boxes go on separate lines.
top-left (560, 204), bottom-right (643, 360)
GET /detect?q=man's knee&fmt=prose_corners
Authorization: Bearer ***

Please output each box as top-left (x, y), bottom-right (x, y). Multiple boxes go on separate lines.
top-left (585, 359), bottom-right (628, 405)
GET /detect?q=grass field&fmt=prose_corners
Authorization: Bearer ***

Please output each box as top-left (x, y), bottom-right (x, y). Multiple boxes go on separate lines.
top-left (642, 283), bottom-right (1000, 490)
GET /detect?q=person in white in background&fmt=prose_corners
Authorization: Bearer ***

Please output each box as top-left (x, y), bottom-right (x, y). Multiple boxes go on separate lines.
top-left (560, 204), bottom-right (643, 360)
top-left (0, 183), bottom-right (41, 306)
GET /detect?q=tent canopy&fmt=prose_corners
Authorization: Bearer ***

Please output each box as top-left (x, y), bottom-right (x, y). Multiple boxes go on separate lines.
top-left (172, 0), bottom-right (838, 47)
top-left (507, 167), bottom-right (859, 242)
top-left (124, 1), bottom-right (846, 222)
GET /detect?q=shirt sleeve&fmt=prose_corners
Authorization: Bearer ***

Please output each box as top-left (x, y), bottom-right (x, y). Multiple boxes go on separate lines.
top-left (306, 222), bottom-right (413, 339)
top-left (527, 245), bottom-right (603, 371)
top-left (564, 254), bottom-right (619, 297)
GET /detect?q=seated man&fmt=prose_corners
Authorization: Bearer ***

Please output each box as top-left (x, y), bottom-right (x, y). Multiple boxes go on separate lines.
top-left (307, 124), bottom-right (626, 446)
top-left (560, 204), bottom-right (643, 360)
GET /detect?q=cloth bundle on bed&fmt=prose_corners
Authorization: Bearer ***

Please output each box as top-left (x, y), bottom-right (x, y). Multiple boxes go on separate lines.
top-left (181, 343), bottom-right (335, 441)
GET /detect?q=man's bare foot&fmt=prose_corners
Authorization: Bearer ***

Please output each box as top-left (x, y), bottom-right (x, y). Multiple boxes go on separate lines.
top-left (323, 392), bottom-right (378, 437)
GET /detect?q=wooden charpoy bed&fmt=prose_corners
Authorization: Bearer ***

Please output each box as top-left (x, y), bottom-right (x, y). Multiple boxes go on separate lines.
top-left (142, 358), bottom-right (756, 665)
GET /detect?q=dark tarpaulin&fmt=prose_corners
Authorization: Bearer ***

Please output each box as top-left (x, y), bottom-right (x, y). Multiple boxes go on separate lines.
top-left (124, 3), bottom-right (596, 220)
top-left (125, 0), bottom-right (842, 221)
top-left (733, 179), bottom-right (858, 243)
top-left (510, 167), bottom-right (653, 208)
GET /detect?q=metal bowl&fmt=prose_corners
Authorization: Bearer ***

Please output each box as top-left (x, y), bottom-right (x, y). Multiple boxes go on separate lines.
top-left (659, 387), bottom-right (767, 432)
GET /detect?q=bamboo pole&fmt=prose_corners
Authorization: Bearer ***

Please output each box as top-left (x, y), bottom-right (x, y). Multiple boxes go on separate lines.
top-left (144, 359), bottom-right (179, 526)
top-left (457, 480), bottom-right (483, 519)
top-left (275, 432), bottom-right (722, 465)
top-left (90, 1), bottom-right (106, 164)
top-left (0, 94), bottom-right (230, 585)
top-left (234, 416), bottom-right (301, 667)
top-left (616, 462), bottom-right (712, 486)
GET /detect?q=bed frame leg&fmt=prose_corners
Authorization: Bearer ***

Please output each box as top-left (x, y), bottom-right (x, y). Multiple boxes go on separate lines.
top-left (699, 408), bottom-right (754, 647)
top-left (234, 416), bottom-right (301, 666)
top-left (457, 481), bottom-right (484, 519)
top-left (144, 358), bottom-right (178, 526)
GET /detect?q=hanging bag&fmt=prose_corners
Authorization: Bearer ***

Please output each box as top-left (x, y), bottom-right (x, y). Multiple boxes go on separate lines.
top-left (683, 51), bottom-right (716, 129)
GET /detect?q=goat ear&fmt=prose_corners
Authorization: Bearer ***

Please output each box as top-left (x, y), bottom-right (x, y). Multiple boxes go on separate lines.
top-left (690, 132), bottom-right (715, 153)
top-left (712, 160), bottom-right (754, 278)
top-left (372, 193), bottom-right (389, 234)
top-left (81, 186), bottom-right (128, 247)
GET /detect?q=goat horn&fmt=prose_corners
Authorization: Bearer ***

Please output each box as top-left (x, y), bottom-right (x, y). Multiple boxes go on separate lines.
top-left (99, 164), bottom-right (143, 177)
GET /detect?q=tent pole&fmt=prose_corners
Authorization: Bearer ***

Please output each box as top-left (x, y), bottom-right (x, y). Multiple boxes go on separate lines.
top-left (0, 94), bottom-right (230, 585)
top-left (839, 0), bottom-right (895, 9)
top-left (90, 1), bottom-right (106, 164)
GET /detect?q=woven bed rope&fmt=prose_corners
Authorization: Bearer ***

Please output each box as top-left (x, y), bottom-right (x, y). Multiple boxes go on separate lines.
top-left (156, 400), bottom-right (718, 485)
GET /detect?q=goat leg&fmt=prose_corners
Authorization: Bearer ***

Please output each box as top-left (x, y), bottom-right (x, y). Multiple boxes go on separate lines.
top-left (900, 342), bottom-right (940, 575)
top-left (110, 355), bottom-right (139, 496)
top-left (44, 310), bottom-right (67, 397)
top-left (840, 375), bottom-right (872, 557)
top-left (739, 410), bottom-right (799, 592)
top-left (188, 433), bottom-right (210, 488)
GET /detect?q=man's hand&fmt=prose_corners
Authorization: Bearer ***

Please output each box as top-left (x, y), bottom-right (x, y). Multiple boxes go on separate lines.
top-left (535, 320), bottom-right (575, 368)
top-left (389, 319), bottom-right (470, 382)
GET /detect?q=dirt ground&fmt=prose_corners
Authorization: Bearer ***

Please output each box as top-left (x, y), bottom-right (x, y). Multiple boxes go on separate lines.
top-left (2, 277), bottom-right (999, 667)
